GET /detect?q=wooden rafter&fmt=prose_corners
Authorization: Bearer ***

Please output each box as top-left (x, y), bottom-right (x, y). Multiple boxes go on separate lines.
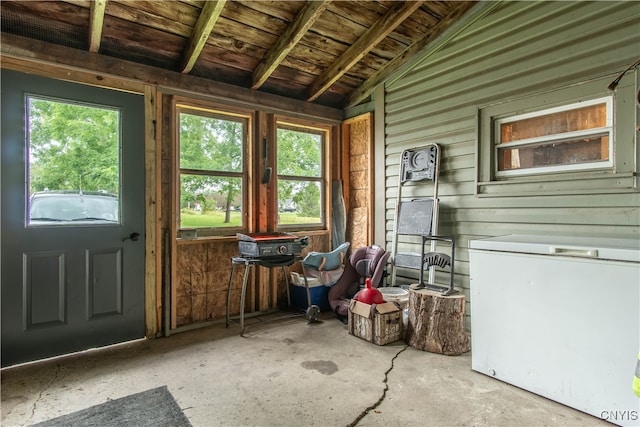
top-left (306, 0), bottom-right (424, 102)
top-left (1, 33), bottom-right (343, 121)
top-left (181, 0), bottom-right (227, 74)
top-left (251, 0), bottom-right (330, 90)
top-left (88, 0), bottom-right (107, 53)
top-left (344, 1), bottom-right (478, 108)
top-left (0, 0), bottom-right (482, 109)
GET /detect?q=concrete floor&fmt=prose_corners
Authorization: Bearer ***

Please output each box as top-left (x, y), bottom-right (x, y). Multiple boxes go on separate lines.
top-left (1, 311), bottom-right (609, 427)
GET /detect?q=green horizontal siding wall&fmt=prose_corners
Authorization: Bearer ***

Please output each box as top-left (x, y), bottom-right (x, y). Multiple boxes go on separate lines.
top-left (383, 1), bottom-right (640, 325)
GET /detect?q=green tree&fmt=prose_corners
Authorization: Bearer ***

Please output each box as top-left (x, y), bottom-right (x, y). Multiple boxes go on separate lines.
top-left (179, 112), bottom-right (243, 224)
top-left (293, 182), bottom-right (321, 217)
top-left (28, 98), bottom-right (119, 194)
top-left (277, 128), bottom-right (321, 177)
top-left (277, 128), bottom-right (322, 219)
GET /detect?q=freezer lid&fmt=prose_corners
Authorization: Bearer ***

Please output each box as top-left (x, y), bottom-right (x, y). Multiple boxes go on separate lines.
top-left (469, 234), bottom-right (640, 262)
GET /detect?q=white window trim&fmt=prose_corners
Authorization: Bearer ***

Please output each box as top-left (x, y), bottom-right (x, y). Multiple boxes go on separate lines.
top-left (475, 74), bottom-right (638, 197)
top-left (494, 96), bottom-right (613, 177)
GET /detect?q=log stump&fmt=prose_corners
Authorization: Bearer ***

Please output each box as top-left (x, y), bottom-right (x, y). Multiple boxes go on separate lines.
top-left (404, 288), bottom-right (470, 355)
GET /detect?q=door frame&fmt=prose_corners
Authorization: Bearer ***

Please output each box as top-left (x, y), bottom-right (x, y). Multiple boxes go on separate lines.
top-left (0, 63), bottom-right (160, 339)
top-left (0, 69), bottom-right (155, 365)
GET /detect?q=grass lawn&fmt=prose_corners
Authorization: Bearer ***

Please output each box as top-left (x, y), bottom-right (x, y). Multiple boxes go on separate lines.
top-left (181, 210), bottom-right (320, 228)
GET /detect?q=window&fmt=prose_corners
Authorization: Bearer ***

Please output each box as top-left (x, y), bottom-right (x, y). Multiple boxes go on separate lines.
top-left (276, 121), bottom-right (327, 228)
top-left (476, 75), bottom-right (638, 197)
top-left (495, 97), bottom-right (612, 176)
top-left (27, 97), bottom-right (121, 226)
top-left (177, 104), bottom-right (249, 234)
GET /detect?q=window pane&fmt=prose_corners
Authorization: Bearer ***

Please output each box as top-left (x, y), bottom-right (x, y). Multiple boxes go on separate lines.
top-left (27, 97), bottom-right (120, 225)
top-left (178, 107), bottom-right (246, 232)
top-left (500, 103), bottom-right (607, 143)
top-left (276, 128), bottom-right (322, 177)
top-left (498, 135), bottom-right (609, 171)
top-left (179, 112), bottom-right (243, 173)
top-left (180, 175), bottom-right (242, 228)
top-left (278, 180), bottom-right (322, 225)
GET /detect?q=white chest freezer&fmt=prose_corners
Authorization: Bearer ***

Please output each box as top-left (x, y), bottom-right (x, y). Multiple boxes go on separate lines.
top-left (469, 235), bottom-right (640, 426)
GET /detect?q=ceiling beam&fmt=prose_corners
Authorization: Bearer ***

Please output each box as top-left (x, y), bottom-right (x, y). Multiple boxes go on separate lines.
top-left (180, 0), bottom-right (227, 74)
top-left (1, 33), bottom-right (343, 122)
top-left (88, 0), bottom-right (107, 53)
top-left (344, 1), bottom-right (479, 108)
top-left (251, 0), bottom-right (330, 90)
top-left (306, 0), bottom-right (424, 102)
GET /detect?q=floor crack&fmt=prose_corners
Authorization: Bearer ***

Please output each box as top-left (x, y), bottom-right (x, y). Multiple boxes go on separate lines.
top-left (347, 344), bottom-right (409, 427)
top-left (27, 363), bottom-right (61, 422)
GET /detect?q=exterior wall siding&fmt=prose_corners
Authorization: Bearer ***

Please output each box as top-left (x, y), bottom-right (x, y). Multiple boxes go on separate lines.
top-left (383, 1), bottom-right (640, 326)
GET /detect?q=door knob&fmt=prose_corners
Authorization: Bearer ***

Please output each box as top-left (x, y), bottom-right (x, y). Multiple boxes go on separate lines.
top-left (123, 232), bottom-right (140, 242)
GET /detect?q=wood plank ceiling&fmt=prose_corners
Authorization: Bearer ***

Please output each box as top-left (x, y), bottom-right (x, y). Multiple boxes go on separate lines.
top-left (0, 0), bottom-right (476, 109)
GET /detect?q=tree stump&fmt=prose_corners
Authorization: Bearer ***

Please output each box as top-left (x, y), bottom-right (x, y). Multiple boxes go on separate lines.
top-left (404, 288), bottom-right (470, 355)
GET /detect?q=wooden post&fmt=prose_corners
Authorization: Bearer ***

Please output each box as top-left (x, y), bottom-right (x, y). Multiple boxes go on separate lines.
top-left (405, 289), bottom-right (470, 355)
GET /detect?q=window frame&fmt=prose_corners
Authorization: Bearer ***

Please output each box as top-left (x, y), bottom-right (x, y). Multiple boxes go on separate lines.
top-left (174, 99), bottom-right (253, 237)
top-left (26, 95), bottom-right (123, 227)
top-left (476, 74), bottom-right (638, 197)
top-left (274, 117), bottom-right (331, 232)
top-left (494, 96), bottom-right (613, 177)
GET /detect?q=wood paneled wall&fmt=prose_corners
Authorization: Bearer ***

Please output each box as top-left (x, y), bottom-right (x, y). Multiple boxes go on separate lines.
top-left (174, 234), bottom-right (328, 327)
top-left (1, 36), bottom-right (343, 336)
top-left (163, 97), bottom-right (336, 329)
top-left (342, 113), bottom-right (374, 251)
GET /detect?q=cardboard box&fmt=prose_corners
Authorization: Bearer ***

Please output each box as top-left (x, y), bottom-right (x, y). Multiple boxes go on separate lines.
top-left (348, 299), bottom-right (403, 345)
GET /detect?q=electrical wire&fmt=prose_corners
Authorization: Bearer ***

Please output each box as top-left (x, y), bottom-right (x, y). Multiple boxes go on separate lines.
top-left (607, 58), bottom-right (640, 91)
